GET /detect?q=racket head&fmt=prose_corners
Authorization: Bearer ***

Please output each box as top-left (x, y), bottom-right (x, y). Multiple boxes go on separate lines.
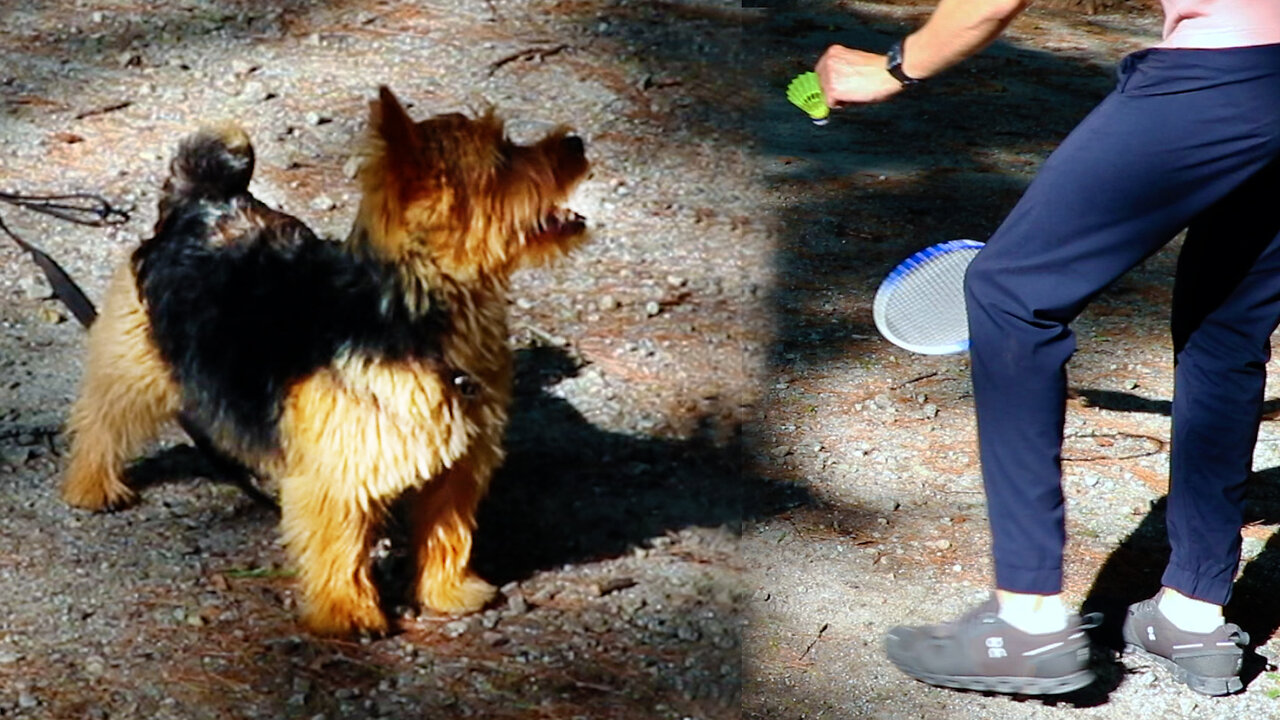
top-left (873, 239), bottom-right (984, 355)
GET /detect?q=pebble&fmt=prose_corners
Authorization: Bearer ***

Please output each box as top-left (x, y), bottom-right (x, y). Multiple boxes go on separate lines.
top-left (644, 301), bottom-right (662, 317)
top-left (310, 195), bottom-right (337, 211)
top-left (343, 156), bottom-right (364, 179)
top-left (84, 656), bottom-right (107, 677)
top-left (18, 273), bottom-right (50, 300)
top-left (441, 620), bottom-right (469, 638)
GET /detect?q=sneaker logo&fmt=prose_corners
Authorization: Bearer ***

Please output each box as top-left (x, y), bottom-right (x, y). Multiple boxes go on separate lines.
top-left (1147, 626), bottom-right (1156, 642)
top-left (986, 637), bottom-right (1008, 659)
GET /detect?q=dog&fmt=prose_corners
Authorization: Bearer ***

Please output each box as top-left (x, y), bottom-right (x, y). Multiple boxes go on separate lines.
top-left (60, 86), bottom-right (590, 635)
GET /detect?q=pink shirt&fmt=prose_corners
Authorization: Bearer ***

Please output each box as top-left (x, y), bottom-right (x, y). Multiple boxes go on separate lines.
top-left (1160, 0), bottom-right (1280, 48)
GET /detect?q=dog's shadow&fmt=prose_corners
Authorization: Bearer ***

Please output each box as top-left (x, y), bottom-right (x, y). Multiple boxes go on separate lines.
top-left (127, 345), bottom-right (743, 589)
top-left (472, 345), bottom-right (742, 583)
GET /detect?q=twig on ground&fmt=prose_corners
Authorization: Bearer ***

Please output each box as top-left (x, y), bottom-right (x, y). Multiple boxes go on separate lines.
top-left (891, 372), bottom-right (938, 390)
top-left (798, 622), bottom-right (829, 661)
top-left (488, 44), bottom-right (570, 76)
top-left (74, 101), bottom-right (131, 120)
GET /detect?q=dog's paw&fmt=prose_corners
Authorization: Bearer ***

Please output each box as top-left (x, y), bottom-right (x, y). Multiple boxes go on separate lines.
top-left (301, 597), bottom-right (389, 637)
top-left (60, 473), bottom-right (137, 512)
top-left (419, 573), bottom-right (497, 616)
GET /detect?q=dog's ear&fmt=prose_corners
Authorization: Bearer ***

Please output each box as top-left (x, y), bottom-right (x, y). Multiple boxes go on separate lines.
top-left (371, 86), bottom-right (420, 156)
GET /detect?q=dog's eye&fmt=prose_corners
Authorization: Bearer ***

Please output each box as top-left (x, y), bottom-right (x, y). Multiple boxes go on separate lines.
top-left (451, 371), bottom-right (479, 398)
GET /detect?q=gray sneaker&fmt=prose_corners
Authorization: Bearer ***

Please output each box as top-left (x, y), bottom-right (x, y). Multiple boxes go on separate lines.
top-left (884, 597), bottom-right (1098, 694)
top-left (1121, 593), bottom-right (1249, 696)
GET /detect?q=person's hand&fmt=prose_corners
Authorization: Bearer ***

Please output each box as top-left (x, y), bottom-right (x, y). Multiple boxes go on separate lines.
top-left (815, 44), bottom-right (904, 105)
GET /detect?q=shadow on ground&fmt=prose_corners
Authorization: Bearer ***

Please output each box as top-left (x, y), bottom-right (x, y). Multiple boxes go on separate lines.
top-left (474, 345), bottom-right (748, 582)
top-left (1082, 460), bottom-right (1280, 688)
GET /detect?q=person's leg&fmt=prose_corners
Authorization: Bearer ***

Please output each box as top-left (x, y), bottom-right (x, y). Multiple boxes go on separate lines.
top-left (964, 46), bottom-right (1280, 603)
top-left (1165, 157), bottom-right (1280, 609)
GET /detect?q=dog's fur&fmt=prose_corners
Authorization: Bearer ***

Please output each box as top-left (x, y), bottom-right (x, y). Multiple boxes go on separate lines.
top-left (61, 87), bottom-right (589, 635)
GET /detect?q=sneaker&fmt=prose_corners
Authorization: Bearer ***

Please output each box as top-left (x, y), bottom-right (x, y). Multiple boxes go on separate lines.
top-left (884, 597), bottom-right (1098, 694)
top-left (1121, 594), bottom-right (1249, 696)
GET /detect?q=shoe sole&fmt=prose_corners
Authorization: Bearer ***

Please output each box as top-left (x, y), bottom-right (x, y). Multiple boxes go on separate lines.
top-left (890, 664), bottom-right (1096, 695)
top-left (1124, 643), bottom-right (1243, 696)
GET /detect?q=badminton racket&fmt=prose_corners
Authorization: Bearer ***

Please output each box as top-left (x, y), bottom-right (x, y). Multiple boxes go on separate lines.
top-left (873, 239), bottom-right (984, 355)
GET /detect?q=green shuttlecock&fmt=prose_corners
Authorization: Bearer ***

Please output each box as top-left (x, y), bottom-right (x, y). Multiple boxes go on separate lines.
top-left (786, 71), bottom-right (830, 125)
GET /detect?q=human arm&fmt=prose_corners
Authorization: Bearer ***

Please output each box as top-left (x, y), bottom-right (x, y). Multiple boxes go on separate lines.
top-left (815, 0), bottom-right (1030, 105)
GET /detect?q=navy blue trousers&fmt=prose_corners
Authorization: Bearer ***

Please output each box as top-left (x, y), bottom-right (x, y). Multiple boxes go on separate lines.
top-left (964, 44), bottom-right (1280, 605)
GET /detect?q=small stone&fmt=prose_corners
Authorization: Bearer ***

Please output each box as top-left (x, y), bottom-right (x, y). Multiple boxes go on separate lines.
top-left (17, 691), bottom-right (37, 709)
top-left (596, 577), bottom-right (637, 596)
top-left (441, 620), bottom-right (469, 638)
top-left (84, 656), bottom-right (107, 677)
top-left (770, 445), bottom-right (791, 459)
top-left (597, 294), bottom-right (619, 310)
top-left (925, 539), bottom-right (951, 551)
top-left (310, 195), bottom-right (336, 211)
top-left (644, 301), bottom-right (661, 317)
top-left (343, 155), bottom-right (364, 179)
top-left (507, 594), bottom-right (529, 614)
top-left (305, 111), bottom-right (329, 126)
top-left (19, 273), bottom-right (50, 300)
top-left (241, 80), bottom-right (273, 102)
top-left (666, 275), bottom-right (686, 288)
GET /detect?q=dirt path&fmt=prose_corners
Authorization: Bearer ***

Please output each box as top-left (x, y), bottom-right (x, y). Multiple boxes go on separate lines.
top-left (4, 1), bottom-right (1280, 718)
top-left (0, 2), bottom-right (763, 718)
top-left (746, 2), bottom-right (1280, 719)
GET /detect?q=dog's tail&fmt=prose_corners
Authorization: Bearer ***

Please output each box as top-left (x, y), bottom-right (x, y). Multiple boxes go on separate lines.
top-left (163, 124), bottom-right (256, 204)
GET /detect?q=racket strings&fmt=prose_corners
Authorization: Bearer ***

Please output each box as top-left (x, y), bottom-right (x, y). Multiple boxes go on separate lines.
top-left (873, 242), bottom-right (981, 354)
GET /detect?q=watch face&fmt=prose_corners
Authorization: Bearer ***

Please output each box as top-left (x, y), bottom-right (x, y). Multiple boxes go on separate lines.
top-left (888, 42), bottom-right (904, 69)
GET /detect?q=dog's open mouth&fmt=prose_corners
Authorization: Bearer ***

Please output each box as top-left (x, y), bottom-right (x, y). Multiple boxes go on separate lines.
top-left (529, 205), bottom-right (587, 244)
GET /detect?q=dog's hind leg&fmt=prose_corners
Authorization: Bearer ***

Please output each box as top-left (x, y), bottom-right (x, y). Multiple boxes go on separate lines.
top-left (63, 265), bottom-right (180, 511)
top-left (409, 457), bottom-right (498, 615)
top-left (279, 475), bottom-right (388, 635)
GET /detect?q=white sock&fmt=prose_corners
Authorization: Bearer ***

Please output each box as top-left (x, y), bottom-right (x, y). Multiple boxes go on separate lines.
top-left (1157, 588), bottom-right (1224, 633)
top-left (996, 590), bottom-right (1069, 634)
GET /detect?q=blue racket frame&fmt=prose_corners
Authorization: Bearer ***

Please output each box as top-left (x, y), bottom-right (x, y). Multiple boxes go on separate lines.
top-left (873, 239), bottom-right (985, 355)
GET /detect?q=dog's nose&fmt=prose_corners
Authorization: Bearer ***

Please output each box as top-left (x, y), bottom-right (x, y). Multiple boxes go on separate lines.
top-left (562, 135), bottom-right (584, 156)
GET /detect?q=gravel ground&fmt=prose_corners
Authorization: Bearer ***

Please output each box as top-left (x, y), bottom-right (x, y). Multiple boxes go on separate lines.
top-left (6, 1), bottom-right (1280, 719)
top-left (0, 1), bottom-right (762, 718)
top-left (747, 2), bottom-right (1280, 719)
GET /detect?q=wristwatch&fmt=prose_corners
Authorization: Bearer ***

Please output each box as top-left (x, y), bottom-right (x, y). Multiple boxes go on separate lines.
top-left (886, 39), bottom-right (921, 87)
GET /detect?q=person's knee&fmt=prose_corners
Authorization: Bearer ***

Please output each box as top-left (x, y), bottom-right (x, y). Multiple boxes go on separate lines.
top-left (963, 251), bottom-right (1001, 314)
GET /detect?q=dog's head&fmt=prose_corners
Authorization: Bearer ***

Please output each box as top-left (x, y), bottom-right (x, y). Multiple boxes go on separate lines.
top-left (350, 86), bottom-right (589, 279)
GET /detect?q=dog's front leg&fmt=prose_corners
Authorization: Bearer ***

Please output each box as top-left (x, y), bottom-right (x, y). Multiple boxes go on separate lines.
top-left (279, 477), bottom-right (388, 636)
top-left (409, 457), bottom-right (497, 616)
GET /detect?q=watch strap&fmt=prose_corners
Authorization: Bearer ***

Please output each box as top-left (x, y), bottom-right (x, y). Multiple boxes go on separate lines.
top-left (886, 39), bottom-right (920, 86)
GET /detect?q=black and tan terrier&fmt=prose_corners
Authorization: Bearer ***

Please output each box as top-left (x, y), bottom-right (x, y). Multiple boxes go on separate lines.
top-left (61, 86), bottom-right (589, 635)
